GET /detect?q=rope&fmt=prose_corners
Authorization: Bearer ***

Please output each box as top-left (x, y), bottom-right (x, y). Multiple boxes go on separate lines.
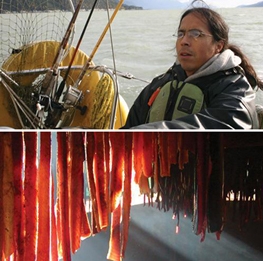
top-left (90, 73), bottom-right (114, 129)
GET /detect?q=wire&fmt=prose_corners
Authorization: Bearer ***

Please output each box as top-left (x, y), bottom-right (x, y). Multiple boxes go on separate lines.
top-left (105, 0), bottom-right (122, 127)
top-left (0, 70), bottom-right (45, 128)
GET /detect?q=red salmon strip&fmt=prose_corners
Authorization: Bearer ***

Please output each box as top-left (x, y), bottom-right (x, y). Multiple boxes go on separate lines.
top-left (57, 132), bottom-right (71, 260)
top-left (141, 132), bottom-right (154, 178)
top-left (107, 203), bottom-right (121, 261)
top-left (37, 132), bottom-right (51, 261)
top-left (11, 133), bottom-right (24, 261)
top-left (132, 132), bottom-right (143, 184)
top-left (0, 134), bottom-right (3, 260)
top-left (158, 133), bottom-right (170, 177)
top-left (94, 132), bottom-right (109, 229)
top-left (24, 132), bottom-right (38, 261)
top-left (2, 133), bottom-right (15, 259)
top-left (68, 132), bottom-right (86, 253)
top-left (85, 132), bottom-right (101, 234)
top-left (0, 131), bottom-right (228, 261)
top-left (109, 132), bottom-right (125, 212)
top-left (121, 133), bottom-right (133, 259)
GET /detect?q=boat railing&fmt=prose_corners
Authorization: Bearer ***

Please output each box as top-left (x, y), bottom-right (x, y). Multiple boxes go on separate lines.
top-left (0, 64), bottom-right (122, 129)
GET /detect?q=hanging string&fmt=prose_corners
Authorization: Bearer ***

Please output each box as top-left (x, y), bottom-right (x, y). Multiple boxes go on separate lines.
top-left (105, 0), bottom-right (123, 126)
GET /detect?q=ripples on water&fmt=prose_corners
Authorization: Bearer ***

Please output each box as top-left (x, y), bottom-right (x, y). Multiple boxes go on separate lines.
top-left (74, 8), bottom-right (263, 107)
top-left (2, 8), bottom-right (263, 108)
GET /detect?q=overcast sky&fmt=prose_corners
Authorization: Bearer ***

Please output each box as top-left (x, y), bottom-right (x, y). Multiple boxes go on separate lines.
top-left (180, 0), bottom-right (261, 8)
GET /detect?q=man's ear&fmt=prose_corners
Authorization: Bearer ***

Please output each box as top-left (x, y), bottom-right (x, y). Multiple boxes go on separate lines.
top-left (216, 40), bottom-right (225, 53)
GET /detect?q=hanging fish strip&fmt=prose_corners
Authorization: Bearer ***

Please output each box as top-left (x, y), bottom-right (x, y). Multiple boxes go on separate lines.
top-left (0, 132), bottom-right (263, 261)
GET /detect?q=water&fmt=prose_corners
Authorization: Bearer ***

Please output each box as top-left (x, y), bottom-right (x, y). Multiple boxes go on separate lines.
top-left (1, 8), bottom-right (263, 108)
top-left (73, 8), bottom-right (263, 108)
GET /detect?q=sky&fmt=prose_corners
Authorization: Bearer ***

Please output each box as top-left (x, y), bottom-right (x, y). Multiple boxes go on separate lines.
top-left (180, 0), bottom-right (261, 8)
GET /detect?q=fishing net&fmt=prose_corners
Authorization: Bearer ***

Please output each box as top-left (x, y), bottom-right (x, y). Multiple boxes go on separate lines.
top-left (0, 0), bottom-right (127, 129)
top-left (0, 0), bottom-right (75, 65)
top-left (0, 0), bottom-right (78, 128)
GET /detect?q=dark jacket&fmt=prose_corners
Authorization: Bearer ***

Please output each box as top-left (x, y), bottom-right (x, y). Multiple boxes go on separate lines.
top-left (122, 63), bottom-right (259, 129)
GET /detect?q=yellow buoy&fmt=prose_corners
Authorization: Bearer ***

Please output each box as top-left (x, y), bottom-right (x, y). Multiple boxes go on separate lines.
top-left (0, 40), bottom-right (128, 129)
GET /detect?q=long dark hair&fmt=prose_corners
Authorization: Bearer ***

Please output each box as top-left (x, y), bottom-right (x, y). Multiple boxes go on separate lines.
top-left (179, 7), bottom-right (263, 89)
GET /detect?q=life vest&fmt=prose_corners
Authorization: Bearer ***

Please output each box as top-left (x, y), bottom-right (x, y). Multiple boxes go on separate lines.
top-left (147, 79), bottom-right (205, 122)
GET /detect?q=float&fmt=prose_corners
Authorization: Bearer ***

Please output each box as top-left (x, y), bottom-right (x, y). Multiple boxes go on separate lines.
top-left (0, 0), bottom-right (129, 129)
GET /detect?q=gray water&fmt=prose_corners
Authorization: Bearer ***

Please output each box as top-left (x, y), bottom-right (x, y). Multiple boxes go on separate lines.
top-left (1, 8), bottom-right (263, 108)
top-left (73, 8), bottom-right (263, 108)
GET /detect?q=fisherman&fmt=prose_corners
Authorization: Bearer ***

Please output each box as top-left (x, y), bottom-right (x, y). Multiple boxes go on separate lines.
top-left (122, 4), bottom-right (263, 129)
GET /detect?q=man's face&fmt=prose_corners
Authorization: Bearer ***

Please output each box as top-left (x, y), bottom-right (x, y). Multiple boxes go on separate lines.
top-left (176, 13), bottom-right (223, 76)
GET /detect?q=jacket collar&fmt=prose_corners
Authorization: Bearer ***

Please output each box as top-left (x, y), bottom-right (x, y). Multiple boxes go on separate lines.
top-left (175, 49), bottom-right (241, 82)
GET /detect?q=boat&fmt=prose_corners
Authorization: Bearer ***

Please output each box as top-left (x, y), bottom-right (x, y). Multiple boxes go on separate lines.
top-left (0, 0), bottom-right (129, 129)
